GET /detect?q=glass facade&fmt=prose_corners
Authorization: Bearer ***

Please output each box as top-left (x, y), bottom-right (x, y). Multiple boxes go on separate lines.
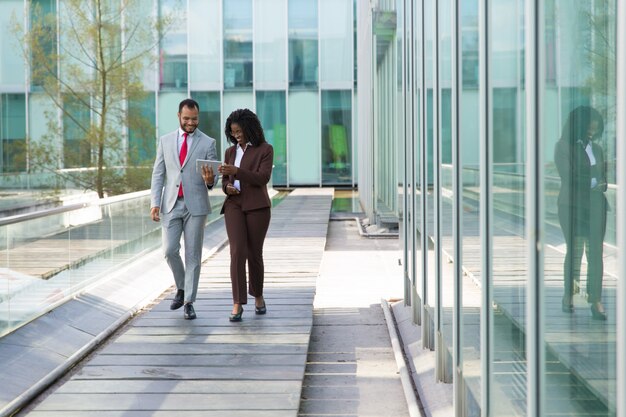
top-left (0, 0), bottom-right (357, 191)
top-left (63, 96), bottom-right (91, 168)
top-left (189, 0), bottom-right (221, 90)
top-left (0, 94), bottom-right (26, 173)
top-left (362, 0), bottom-right (625, 416)
top-left (159, 0), bottom-right (188, 90)
top-left (128, 93), bottom-right (157, 165)
top-left (321, 90), bottom-right (352, 185)
top-left (257, 91), bottom-right (287, 185)
top-left (223, 0), bottom-right (253, 90)
top-left (288, 0), bottom-right (318, 88)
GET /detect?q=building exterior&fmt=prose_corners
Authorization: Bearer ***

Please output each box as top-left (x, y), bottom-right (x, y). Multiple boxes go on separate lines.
top-left (3, 0), bottom-right (626, 415)
top-left (358, 0), bottom-right (626, 416)
top-left (0, 0), bottom-right (357, 189)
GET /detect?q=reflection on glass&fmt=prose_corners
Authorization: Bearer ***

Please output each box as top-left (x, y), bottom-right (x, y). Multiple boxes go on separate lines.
top-left (63, 96), bottom-right (91, 168)
top-left (319, 0), bottom-right (352, 85)
top-left (543, 1), bottom-right (616, 415)
top-left (255, 0), bottom-right (287, 87)
top-left (321, 90), bottom-right (351, 185)
top-left (128, 93), bottom-right (156, 166)
top-left (1, 94), bottom-right (27, 173)
top-left (159, 0), bottom-right (187, 90)
top-left (194, 92), bottom-right (222, 157)
top-left (489, 0), bottom-right (527, 414)
top-left (29, 0), bottom-right (57, 89)
top-left (460, 0), bottom-right (480, 410)
top-left (189, 0), bottom-right (220, 89)
top-left (256, 91), bottom-right (287, 186)
top-left (289, 0), bottom-right (318, 88)
top-left (224, 0), bottom-right (253, 89)
top-left (555, 106), bottom-right (608, 319)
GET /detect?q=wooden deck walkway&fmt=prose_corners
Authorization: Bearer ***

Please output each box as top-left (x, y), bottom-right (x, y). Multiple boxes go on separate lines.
top-left (21, 188), bottom-right (333, 417)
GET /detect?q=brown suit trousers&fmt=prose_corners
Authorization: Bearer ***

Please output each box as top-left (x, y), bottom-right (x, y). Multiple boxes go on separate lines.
top-left (224, 195), bottom-right (271, 304)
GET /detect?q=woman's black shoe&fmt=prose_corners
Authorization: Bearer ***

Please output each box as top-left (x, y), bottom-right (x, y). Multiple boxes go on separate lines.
top-left (255, 302), bottom-right (267, 315)
top-left (590, 304), bottom-right (607, 321)
top-left (229, 305), bottom-right (243, 322)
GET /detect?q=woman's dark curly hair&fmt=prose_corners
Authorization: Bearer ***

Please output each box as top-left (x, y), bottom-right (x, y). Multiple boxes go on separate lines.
top-left (560, 105), bottom-right (604, 145)
top-left (224, 108), bottom-right (266, 146)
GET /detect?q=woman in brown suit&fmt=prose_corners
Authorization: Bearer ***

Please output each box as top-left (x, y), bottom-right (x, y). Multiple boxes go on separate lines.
top-left (218, 109), bottom-right (274, 321)
top-left (554, 106), bottom-right (608, 320)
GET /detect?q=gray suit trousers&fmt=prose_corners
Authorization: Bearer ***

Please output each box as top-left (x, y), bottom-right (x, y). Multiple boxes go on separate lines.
top-left (161, 198), bottom-right (207, 303)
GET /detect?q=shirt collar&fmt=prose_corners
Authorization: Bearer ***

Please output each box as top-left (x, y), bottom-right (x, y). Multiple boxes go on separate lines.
top-left (237, 142), bottom-right (252, 151)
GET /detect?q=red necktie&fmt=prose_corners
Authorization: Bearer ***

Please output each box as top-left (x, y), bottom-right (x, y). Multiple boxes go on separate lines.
top-left (178, 132), bottom-right (188, 197)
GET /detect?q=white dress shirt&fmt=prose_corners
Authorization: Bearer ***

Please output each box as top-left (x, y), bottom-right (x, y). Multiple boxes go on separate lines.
top-left (233, 142), bottom-right (251, 191)
top-left (584, 142), bottom-right (598, 188)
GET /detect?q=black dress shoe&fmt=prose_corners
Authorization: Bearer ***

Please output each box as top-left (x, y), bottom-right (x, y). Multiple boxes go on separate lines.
top-left (184, 303), bottom-right (196, 320)
top-left (229, 305), bottom-right (243, 322)
top-left (255, 301), bottom-right (267, 315)
top-left (590, 304), bottom-right (607, 321)
top-left (170, 289), bottom-right (184, 310)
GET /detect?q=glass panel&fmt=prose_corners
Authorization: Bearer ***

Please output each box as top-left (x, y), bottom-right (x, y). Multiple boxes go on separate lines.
top-left (0, 194), bottom-right (169, 338)
top-left (288, 91), bottom-right (319, 184)
top-left (489, 0), bottom-right (527, 414)
top-left (321, 90), bottom-right (352, 185)
top-left (0, 1), bottom-right (26, 88)
top-left (63, 95), bottom-right (92, 168)
top-left (460, 0), bottom-right (481, 412)
top-left (0, 94), bottom-right (27, 173)
top-left (29, 0), bottom-right (57, 90)
top-left (128, 93), bottom-right (156, 166)
top-left (159, 0), bottom-right (187, 90)
top-left (256, 91), bottom-right (287, 186)
top-left (194, 92), bottom-right (222, 158)
top-left (543, 1), bottom-right (616, 415)
top-left (189, 0), bottom-right (221, 90)
top-left (423, 0), bottom-right (435, 336)
top-left (224, 0), bottom-right (253, 89)
top-left (255, 0), bottom-right (287, 88)
top-left (412, 0), bottom-right (423, 321)
top-left (319, 0), bottom-right (352, 87)
top-left (438, 0), bottom-right (454, 382)
top-left (288, 0), bottom-right (318, 88)
top-left (158, 92), bottom-right (187, 137)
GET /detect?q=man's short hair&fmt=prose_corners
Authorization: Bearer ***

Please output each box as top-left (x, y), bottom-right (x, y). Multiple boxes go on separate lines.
top-left (179, 98), bottom-right (200, 113)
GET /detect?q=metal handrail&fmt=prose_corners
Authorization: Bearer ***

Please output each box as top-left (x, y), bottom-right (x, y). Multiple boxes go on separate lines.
top-left (0, 190), bottom-right (150, 227)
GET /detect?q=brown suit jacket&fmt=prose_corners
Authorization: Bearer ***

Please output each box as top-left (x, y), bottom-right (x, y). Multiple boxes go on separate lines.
top-left (220, 142), bottom-right (274, 214)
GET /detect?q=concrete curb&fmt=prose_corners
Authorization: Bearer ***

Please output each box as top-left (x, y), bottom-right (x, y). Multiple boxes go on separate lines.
top-left (381, 298), bottom-right (424, 417)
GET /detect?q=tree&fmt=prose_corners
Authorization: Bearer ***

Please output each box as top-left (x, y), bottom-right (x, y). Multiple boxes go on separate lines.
top-left (13, 0), bottom-right (174, 197)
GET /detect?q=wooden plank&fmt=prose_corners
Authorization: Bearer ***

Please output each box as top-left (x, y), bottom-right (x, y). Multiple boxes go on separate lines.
top-left (55, 379), bottom-right (301, 394)
top-left (34, 393), bottom-right (300, 411)
top-left (27, 190), bottom-right (333, 417)
top-left (87, 354), bottom-right (306, 367)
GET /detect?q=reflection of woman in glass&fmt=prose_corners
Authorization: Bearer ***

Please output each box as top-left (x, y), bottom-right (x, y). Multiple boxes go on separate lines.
top-left (555, 106), bottom-right (608, 320)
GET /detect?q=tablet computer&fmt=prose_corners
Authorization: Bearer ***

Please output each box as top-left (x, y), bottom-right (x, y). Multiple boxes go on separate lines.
top-left (196, 159), bottom-right (222, 175)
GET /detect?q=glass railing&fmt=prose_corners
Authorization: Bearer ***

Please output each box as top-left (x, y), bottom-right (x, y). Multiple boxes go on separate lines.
top-left (0, 189), bottom-right (225, 338)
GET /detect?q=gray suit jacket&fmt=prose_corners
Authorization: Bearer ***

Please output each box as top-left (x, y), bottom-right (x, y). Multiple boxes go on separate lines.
top-left (151, 129), bottom-right (218, 215)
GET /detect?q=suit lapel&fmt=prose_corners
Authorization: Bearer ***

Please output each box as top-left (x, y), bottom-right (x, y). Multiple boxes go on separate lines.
top-left (183, 132), bottom-right (202, 168)
top-left (168, 132), bottom-right (182, 168)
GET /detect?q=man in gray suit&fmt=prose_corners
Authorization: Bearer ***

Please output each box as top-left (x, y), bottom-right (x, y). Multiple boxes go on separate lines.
top-left (150, 98), bottom-right (218, 320)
